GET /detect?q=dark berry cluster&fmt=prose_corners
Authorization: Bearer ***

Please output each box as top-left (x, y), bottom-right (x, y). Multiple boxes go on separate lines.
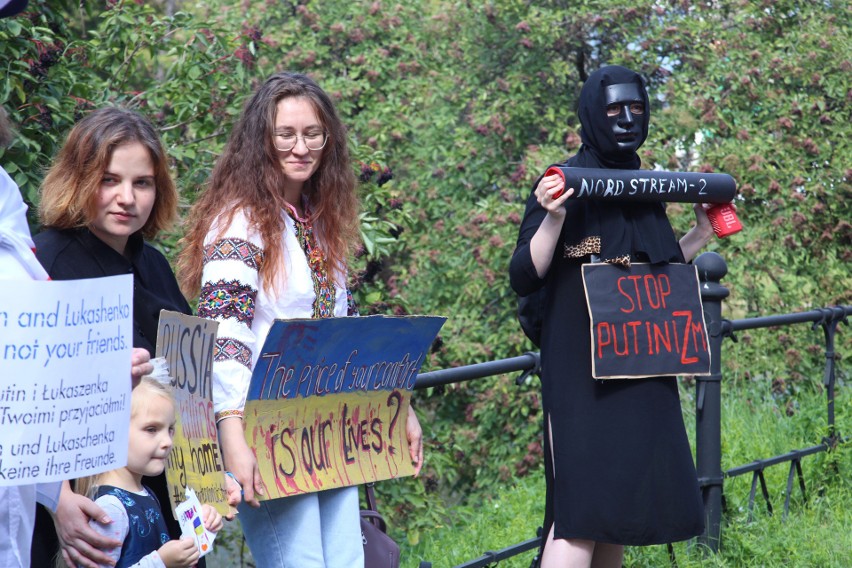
top-left (358, 161), bottom-right (394, 186)
top-left (358, 160), bottom-right (381, 182)
top-left (28, 41), bottom-right (63, 81)
top-left (35, 104), bottom-right (53, 129)
top-left (242, 24), bottom-right (262, 42)
top-left (376, 166), bottom-right (393, 186)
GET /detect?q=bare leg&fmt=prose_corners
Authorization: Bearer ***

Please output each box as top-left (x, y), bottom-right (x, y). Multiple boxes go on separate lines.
top-left (590, 543), bottom-right (624, 568)
top-left (541, 523), bottom-right (595, 568)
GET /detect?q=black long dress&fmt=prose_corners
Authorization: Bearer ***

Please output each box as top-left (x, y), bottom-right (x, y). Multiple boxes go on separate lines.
top-left (30, 227), bottom-right (192, 567)
top-left (511, 205), bottom-right (704, 545)
top-left (509, 65), bottom-right (704, 548)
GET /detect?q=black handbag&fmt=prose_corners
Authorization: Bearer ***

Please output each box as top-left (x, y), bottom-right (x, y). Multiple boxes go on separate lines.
top-left (361, 483), bottom-right (401, 568)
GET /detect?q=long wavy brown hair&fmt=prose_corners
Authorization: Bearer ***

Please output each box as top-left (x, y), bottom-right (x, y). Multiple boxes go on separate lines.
top-left (38, 107), bottom-right (177, 239)
top-left (177, 71), bottom-right (360, 297)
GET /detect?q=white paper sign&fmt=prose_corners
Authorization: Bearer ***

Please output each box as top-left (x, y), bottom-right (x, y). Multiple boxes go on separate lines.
top-left (0, 275), bottom-right (133, 485)
top-left (177, 487), bottom-right (216, 557)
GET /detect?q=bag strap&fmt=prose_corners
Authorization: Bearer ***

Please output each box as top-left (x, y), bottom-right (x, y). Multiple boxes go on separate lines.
top-left (359, 509), bottom-right (388, 532)
top-left (364, 482), bottom-right (378, 512)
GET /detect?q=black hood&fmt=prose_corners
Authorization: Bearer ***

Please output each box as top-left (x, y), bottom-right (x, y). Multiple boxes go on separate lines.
top-left (575, 65), bottom-right (650, 170)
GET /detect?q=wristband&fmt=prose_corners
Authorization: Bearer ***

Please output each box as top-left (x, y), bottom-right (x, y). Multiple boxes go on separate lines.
top-left (225, 471), bottom-right (244, 497)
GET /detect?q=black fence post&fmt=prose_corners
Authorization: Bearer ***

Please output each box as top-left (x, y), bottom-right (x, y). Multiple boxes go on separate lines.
top-left (694, 252), bottom-right (729, 552)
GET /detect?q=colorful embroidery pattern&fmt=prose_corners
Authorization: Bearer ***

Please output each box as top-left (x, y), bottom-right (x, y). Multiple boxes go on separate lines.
top-left (346, 288), bottom-right (359, 317)
top-left (288, 211), bottom-right (335, 319)
top-left (203, 238), bottom-right (265, 271)
top-left (198, 279), bottom-right (257, 325)
top-left (215, 409), bottom-right (244, 422)
top-left (214, 337), bottom-right (253, 370)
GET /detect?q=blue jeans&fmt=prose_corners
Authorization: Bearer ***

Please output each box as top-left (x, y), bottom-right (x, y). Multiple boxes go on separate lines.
top-left (238, 485), bottom-right (364, 568)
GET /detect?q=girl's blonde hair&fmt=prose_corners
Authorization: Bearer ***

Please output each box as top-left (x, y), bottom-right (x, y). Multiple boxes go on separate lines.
top-left (69, 379), bottom-right (174, 499)
top-left (55, 378), bottom-right (174, 568)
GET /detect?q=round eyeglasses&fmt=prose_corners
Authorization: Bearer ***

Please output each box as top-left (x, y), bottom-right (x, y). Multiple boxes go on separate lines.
top-left (273, 131), bottom-right (328, 152)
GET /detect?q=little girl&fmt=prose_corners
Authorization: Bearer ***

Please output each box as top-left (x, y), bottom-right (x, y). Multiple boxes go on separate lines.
top-left (71, 378), bottom-right (223, 568)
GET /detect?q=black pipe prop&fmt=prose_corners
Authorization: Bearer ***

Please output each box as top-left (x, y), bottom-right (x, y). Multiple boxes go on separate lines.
top-left (545, 166), bottom-right (737, 204)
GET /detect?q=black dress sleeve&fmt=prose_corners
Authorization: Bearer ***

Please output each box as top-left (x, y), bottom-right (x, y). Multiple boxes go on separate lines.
top-left (33, 229), bottom-right (78, 278)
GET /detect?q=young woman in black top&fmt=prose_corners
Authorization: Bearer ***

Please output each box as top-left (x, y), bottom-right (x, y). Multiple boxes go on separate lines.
top-left (32, 107), bottom-right (192, 568)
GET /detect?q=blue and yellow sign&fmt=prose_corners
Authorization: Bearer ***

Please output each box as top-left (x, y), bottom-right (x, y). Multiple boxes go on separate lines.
top-left (245, 315), bottom-right (444, 499)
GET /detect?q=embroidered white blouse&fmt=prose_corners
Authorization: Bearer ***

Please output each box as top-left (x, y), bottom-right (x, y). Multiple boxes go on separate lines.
top-left (198, 207), bottom-right (354, 421)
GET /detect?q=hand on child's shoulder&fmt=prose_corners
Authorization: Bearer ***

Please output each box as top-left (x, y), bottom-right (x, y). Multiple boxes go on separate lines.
top-left (200, 503), bottom-right (224, 533)
top-left (157, 537), bottom-right (199, 568)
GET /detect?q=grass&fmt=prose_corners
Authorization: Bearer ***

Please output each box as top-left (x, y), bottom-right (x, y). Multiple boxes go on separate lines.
top-left (206, 374), bottom-right (851, 568)
top-left (399, 379), bottom-right (852, 568)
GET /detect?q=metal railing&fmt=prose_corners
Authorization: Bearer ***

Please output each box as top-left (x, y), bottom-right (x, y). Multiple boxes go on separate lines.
top-left (694, 252), bottom-right (850, 551)
top-left (410, 252), bottom-right (850, 565)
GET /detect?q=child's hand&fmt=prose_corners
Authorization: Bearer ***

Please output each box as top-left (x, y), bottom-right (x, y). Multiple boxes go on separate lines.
top-left (201, 504), bottom-right (224, 533)
top-left (157, 537), bottom-right (199, 568)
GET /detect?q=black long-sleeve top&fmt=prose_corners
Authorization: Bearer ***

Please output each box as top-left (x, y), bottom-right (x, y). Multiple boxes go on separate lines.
top-left (34, 227), bottom-right (191, 354)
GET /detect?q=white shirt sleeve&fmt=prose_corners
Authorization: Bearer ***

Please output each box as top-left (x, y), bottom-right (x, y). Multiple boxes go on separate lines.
top-left (196, 211), bottom-right (266, 421)
top-left (34, 482), bottom-right (62, 511)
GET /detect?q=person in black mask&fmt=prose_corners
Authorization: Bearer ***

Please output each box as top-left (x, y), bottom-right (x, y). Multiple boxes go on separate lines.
top-left (510, 65), bottom-right (712, 567)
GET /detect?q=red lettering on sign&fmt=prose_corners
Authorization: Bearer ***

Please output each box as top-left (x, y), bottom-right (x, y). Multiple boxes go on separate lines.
top-left (618, 277), bottom-right (636, 313)
top-left (691, 319), bottom-right (708, 355)
top-left (597, 322), bottom-right (612, 359)
top-left (673, 311), bottom-right (698, 364)
top-left (595, 311), bottom-right (707, 363)
top-left (627, 275), bottom-right (644, 310)
top-left (644, 274), bottom-right (661, 309)
top-left (653, 321), bottom-right (672, 354)
top-left (618, 273), bottom-right (672, 313)
top-left (627, 321), bottom-right (642, 354)
top-left (613, 324), bottom-right (629, 356)
top-left (584, 263), bottom-right (709, 378)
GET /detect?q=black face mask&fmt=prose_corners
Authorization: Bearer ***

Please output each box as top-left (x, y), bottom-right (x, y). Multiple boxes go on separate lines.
top-left (604, 83), bottom-right (646, 154)
top-left (559, 66), bottom-right (684, 267)
top-left (576, 66), bottom-right (650, 167)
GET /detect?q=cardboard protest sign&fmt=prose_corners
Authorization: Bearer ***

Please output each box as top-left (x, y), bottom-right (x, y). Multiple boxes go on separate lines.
top-left (582, 263), bottom-right (710, 379)
top-left (156, 310), bottom-right (231, 516)
top-left (245, 315), bottom-right (445, 499)
top-left (0, 275), bottom-right (132, 485)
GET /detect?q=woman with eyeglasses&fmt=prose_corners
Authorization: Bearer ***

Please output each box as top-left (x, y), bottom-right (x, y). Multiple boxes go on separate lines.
top-left (177, 71), bottom-right (423, 567)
